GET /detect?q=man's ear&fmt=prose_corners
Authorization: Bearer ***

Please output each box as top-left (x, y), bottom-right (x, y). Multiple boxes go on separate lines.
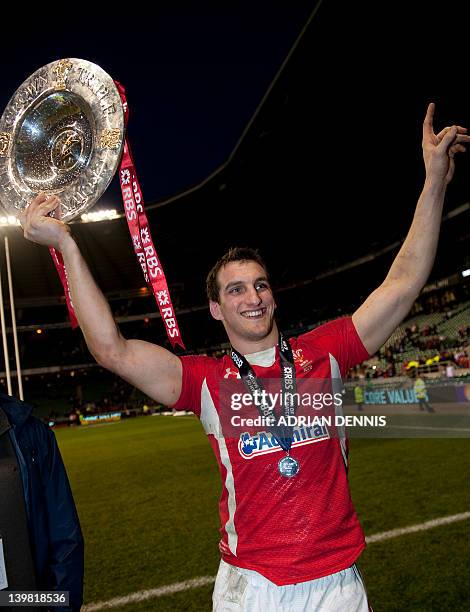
top-left (209, 300), bottom-right (224, 321)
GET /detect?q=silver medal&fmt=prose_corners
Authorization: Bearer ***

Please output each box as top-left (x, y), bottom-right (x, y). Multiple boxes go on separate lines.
top-left (278, 455), bottom-right (299, 478)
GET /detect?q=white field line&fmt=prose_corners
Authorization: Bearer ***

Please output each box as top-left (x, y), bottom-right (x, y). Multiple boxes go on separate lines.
top-left (365, 510), bottom-right (470, 543)
top-left (82, 511), bottom-right (470, 611)
top-left (82, 576), bottom-right (215, 611)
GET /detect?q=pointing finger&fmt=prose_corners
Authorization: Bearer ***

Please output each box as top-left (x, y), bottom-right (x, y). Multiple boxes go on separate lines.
top-left (423, 102), bottom-right (435, 138)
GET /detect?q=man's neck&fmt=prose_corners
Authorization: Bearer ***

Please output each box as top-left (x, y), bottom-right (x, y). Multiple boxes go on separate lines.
top-left (230, 324), bottom-right (279, 356)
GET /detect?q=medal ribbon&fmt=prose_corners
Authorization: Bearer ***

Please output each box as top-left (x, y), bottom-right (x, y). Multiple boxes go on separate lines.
top-left (231, 333), bottom-right (298, 452)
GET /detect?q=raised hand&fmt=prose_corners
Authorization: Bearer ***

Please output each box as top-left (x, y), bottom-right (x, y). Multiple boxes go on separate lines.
top-left (422, 102), bottom-right (470, 185)
top-left (20, 192), bottom-right (71, 251)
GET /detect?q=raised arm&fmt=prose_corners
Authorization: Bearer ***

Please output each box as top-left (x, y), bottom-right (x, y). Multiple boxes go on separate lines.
top-left (20, 196), bottom-right (182, 406)
top-left (352, 103), bottom-right (469, 355)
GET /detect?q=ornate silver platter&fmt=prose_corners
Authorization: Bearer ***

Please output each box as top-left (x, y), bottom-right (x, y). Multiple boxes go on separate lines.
top-left (0, 58), bottom-right (124, 222)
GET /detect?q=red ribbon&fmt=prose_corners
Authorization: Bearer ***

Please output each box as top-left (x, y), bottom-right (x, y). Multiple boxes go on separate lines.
top-left (116, 81), bottom-right (185, 350)
top-left (49, 246), bottom-right (79, 329)
top-left (50, 81), bottom-right (185, 350)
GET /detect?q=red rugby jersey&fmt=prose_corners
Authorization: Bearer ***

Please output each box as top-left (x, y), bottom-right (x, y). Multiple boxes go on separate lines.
top-left (173, 317), bottom-right (369, 585)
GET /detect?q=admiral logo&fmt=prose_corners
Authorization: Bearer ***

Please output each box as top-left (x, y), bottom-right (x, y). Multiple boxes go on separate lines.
top-left (238, 424), bottom-right (329, 459)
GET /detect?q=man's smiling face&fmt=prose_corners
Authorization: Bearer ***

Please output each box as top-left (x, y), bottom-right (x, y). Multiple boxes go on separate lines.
top-left (209, 260), bottom-right (277, 353)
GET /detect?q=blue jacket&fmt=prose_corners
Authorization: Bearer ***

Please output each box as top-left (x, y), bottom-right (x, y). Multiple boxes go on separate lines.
top-left (0, 393), bottom-right (84, 611)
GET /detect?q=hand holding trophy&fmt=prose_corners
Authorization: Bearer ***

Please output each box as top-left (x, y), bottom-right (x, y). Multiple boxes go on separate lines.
top-left (0, 59), bottom-right (184, 349)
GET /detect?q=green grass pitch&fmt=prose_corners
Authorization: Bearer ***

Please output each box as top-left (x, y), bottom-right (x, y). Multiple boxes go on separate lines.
top-left (54, 416), bottom-right (470, 611)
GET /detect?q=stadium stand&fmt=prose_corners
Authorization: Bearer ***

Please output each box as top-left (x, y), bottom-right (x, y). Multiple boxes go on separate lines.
top-left (2, 278), bottom-right (469, 422)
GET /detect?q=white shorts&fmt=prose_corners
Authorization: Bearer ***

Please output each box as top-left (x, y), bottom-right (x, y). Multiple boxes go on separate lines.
top-left (212, 559), bottom-right (371, 612)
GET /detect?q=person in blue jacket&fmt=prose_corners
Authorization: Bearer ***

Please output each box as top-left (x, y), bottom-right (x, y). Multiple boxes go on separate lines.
top-left (0, 392), bottom-right (83, 611)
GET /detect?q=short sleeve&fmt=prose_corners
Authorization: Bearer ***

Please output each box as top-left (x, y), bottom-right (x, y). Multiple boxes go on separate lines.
top-left (301, 317), bottom-right (370, 377)
top-left (171, 355), bottom-right (215, 417)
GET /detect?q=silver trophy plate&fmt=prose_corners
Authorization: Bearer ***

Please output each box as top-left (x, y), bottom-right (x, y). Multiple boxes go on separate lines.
top-left (0, 58), bottom-right (124, 222)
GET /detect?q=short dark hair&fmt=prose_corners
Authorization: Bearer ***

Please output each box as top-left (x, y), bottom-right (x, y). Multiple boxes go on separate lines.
top-left (206, 247), bottom-right (268, 302)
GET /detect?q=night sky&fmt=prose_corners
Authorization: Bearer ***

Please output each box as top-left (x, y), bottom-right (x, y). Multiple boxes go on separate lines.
top-left (1, 6), bottom-right (313, 204)
top-left (3, 3), bottom-right (469, 211)
top-left (1, 2), bottom-right (469, 309)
